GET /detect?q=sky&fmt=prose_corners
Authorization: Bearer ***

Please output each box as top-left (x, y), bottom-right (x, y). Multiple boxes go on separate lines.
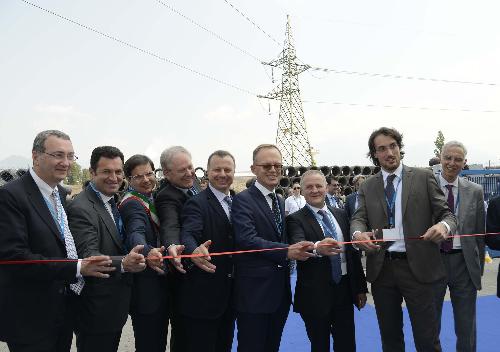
top-left (1, 0), bottom-right (500, 172)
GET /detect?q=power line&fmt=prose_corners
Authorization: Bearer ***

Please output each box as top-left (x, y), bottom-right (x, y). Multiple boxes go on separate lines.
top-left (308, 66), bottom-right (497, 86)
top-left (19, 0), bottom-right (256, 96)
top-left (222, 0), bottom-right (281, 45)
top-left (154, 0), bottom-right (262, 62)
top-left (302, 99), bottom-right (499, 113)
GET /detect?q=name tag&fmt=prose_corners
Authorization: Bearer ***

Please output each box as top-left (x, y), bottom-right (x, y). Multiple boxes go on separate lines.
top-left (383, 228), bottom-right (403, 241)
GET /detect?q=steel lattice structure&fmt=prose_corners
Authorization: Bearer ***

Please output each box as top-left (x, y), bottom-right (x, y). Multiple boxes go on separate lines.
top-left (259, 15), bottom-right (315, 167)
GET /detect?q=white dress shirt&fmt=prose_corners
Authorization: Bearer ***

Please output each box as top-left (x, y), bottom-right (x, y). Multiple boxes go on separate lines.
top-left (209, 183), bottom-right (231, 220)
top-left (306, 204), bottom-right (347, 275)
top-left (29, 168), bottom-right (82, 276)
top-left (381, 164), bottom-right (406, 252)
top-left (438, 174), bottom-right (461, 249)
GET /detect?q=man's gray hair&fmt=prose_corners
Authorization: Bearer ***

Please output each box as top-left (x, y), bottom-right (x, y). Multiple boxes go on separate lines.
top-left (32, 130), bottom-right (70, 153)
top-left (300, 169), bottom-right (326, 188)
top-left (160, 146), bottom-right (192, 170)
top-left (442, 140), bottom-right (467, 157)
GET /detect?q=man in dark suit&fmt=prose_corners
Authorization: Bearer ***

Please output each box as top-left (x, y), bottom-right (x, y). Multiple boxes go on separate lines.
top-left (433, 141), bottom-right (485, 352)
top-left (345, 175), bottom-right (366, 221)
top-left (232, 144), bottom-right (314, 352)
top-left (287, 170), bottom-right (368, 352)
top-left (351, 127), bottom-right (457, 352)
top-left (325, 176), bottom-right (344, 208)
top-left (179, 150), bottom-right (236, 352)
top-left (486, 195), bottom-right (500, 297)
top-left (67, 146), bottom-right (146, 352)
top-left (0, 130), bottom-right (115, 352)
top-left (155, 145), bottom-right (198, 352)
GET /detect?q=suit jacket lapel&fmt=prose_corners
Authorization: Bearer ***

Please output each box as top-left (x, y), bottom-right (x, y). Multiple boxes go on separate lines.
top-left (303, 206), bottom-right (325, 241)
top-left (86, 186), bottom-right (124, 250)
top-left (24, 174), bottom-right (65, 245)
top-left (401, 166), bottom-right (413, 218)
top-left (206, 187), bottom-right (231, 227)
top-left (457, 178), bottom-right (469, 233)
top-left (249, 185), bottom-right (280, 239)
top-left (373, 172), bottom-right (388, 220)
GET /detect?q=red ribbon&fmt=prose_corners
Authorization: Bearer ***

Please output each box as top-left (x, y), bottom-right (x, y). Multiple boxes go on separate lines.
top-left (0, 232), bottom-right (498, 265)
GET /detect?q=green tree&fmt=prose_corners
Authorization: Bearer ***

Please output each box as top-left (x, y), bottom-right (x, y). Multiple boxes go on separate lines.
top-left (66, 162), bottom-right (82, 185)
top-left (81, 168), bottom-right (91, 185)
top-left (433, 130), bottom-right (445, 157)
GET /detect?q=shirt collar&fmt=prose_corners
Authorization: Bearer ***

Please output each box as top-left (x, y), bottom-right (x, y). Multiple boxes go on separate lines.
top-left (89, 182), bottom-right (113, 203)
top-left (254, 180), bottom-right (275, 197)
top-left (209, 183), bottom-right (229, 202)
top-left (381, 163), bottom-right (403, 182)
top-left (439, 174), bottom-right (459, 188)
top-left (30, 167), bottom-right (57, 199)
top-left (306, 202), bottom-right (329, 215)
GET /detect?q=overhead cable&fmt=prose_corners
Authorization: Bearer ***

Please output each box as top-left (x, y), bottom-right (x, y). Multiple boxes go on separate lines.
top-left (222, 0), bottom-right (281, 45)
top-left (20, 0), bottom-right (256, 96)
top-left (302, 99), bottom-right (498, 113)
top-left (308, 66), bottom-right (497, 86)
top-left (154, 0), bottom-right (262, 62)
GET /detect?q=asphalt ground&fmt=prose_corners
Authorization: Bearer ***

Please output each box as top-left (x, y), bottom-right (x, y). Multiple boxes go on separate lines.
top-left (1, 258), bottom-right (499, 352)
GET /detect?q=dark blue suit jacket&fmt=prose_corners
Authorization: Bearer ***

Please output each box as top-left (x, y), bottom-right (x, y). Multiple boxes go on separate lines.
top-left (119, 195), bottom-right (166, 315)
top-left (179, 187), bottom-right (234, 319)
top-left (345, 192), bottom-right (357, 221)
top-left (486, 196), bottom-right (500, 297)
top-left (231, 184), bottom-right (290, 314)
top-left (0, 173), bottom-right (76, 343)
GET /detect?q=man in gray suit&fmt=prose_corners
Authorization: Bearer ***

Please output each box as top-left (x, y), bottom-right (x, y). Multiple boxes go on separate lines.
top-left (351, 127), bottom-right (457, 352)
top-left (433, 141), bottom-right (485, 352)
top-left (67, 146), bottom-right (147, 352)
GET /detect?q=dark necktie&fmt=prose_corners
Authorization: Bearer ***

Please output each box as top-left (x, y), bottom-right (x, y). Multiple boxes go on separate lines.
top-left (441, 184), bottom-right (454, 252)
top-left (223, 195), bottom-right (232, 222)
top-left (268, 193), bottom-right (283, 234)
top-left (318, 209), bottom-right (342, 283)
top-left (108, 198), bottom-right (123, 240)
top-left (385, 174), bottom-right (397, 226)
top-left (187, 187), bottom-right (197, 197)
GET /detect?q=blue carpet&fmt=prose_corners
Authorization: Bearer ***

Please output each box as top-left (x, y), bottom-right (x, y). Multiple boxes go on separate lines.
top-left (232, 274), bottom-right (500, 351)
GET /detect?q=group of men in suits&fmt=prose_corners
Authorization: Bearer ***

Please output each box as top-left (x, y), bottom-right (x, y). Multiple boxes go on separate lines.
top-left (0, 128), bottom-right (495, 352)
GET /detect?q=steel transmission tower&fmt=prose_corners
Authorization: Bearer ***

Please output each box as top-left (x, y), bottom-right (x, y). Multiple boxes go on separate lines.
top-left (258, 15), bottom-right (315, 167)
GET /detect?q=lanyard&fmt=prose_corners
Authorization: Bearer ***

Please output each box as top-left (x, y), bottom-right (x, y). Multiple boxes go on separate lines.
top-left (385, 174), bottom-right (402, 228)
top-left (43, 193), bottom-right (65, 235)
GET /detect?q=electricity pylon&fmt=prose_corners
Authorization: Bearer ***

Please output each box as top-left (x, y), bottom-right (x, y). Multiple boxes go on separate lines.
top-left (258, 15), bottom-right (315, 167)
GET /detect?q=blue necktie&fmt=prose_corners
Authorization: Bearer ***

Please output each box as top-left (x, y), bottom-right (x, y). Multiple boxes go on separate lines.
top-left (108, 198), bottom-right (123, 241)
top-left (318, 209), bottom-right (342, 283)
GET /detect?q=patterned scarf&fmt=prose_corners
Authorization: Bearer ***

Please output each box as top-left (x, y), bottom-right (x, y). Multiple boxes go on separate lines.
top-left (120, 188), bottom-right (160, 230)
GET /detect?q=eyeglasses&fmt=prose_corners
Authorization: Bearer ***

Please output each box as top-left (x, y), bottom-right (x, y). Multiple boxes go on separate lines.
top-left (130, 172), bottom-right (155, 181)
top-left (43, 152), bottom-right (78, 161)
top-left (293, 187), bottom-right (301, 190)
top-left (375, 143), bottom-right (399, 154)
top-left (254, 164), bottom-right (283, 171)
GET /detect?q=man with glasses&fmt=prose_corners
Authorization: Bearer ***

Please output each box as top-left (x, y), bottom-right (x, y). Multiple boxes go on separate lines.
top-left (326, 176), bottom-right (344, 209)
top-left (67, 146), bottom-right (146, 352)
top-left (285, 182), bottom-right (306, 216)
top-left (351, 127), bottom-right (456, 351)
top-left (232, 144), bottom-right (314, 352)
top-left (0, 130), bottom-right (116, 352)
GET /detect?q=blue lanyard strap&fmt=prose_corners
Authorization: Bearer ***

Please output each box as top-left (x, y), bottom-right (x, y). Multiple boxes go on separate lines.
top-left (385, 174), bottom-right (402, 227)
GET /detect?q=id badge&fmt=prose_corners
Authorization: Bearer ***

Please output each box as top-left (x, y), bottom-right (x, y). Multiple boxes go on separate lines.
top-left (382, 228), bottom-right (403, 241)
